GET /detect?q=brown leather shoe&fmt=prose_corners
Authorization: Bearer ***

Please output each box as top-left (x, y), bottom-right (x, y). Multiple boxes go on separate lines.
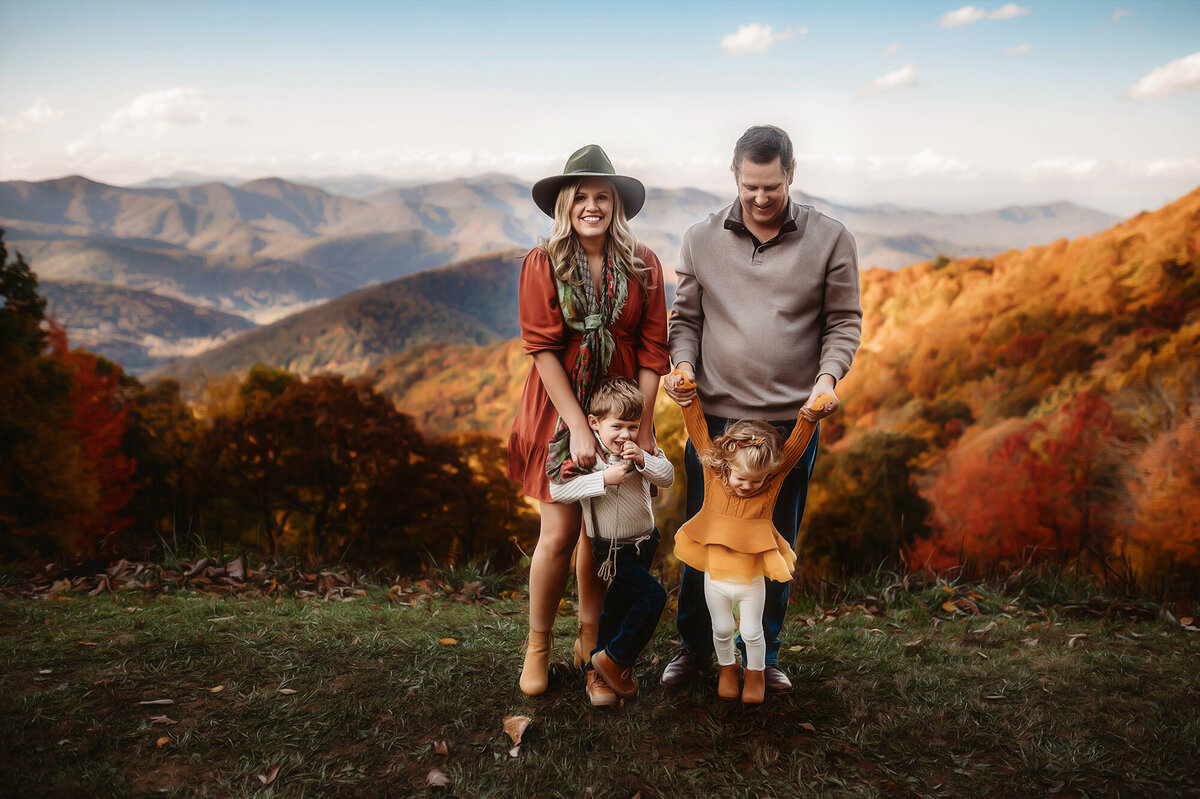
top-left (591, 650), bottom-right (637, 699)
top-left (585, 669), bottom-right (619, 707)
top-left (660, 650), bottom-right (711, 687)
top-left (717, 664), bottom-right (741, 701)
top-left (764, 664), bottom-right (793, 694)
top-left (742, 668), bottom-right (766, 705)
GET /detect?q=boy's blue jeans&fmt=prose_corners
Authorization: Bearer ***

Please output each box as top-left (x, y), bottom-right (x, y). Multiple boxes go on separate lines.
top-left (674, 413), bottom-right (819, 666)
top-left (591, 528), bottom-right (666, 667)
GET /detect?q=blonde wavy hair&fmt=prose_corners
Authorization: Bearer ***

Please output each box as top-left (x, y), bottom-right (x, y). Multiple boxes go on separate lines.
top-left (701, 420), bottom-right (784, 484)
top-left (542, 179), bottom-right (652, 289)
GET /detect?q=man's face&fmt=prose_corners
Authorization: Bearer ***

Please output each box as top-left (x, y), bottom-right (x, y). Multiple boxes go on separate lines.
top-left (735, 156), bottom-right (793, 231)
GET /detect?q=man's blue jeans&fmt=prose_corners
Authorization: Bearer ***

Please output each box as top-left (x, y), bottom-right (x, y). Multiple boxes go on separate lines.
top-left (674, 413), bottom-right (819, 666)
top-left (591, 528), bottom-right (667, 667)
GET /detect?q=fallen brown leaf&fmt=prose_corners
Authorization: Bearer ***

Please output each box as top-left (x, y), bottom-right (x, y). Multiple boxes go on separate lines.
top-left (798, 722), bottom-right (817, 732)
top-left (972, 621), bottom-right (997, 635)
top-left (903, 638), bottom-right (924, 648)
top-left (137, 699), bottom-right (174, 705)
top-left (258, 765), bottom-right (280, 786)
top-left (208, 685), bottom-right (225, 694)
top-left (503, 714), bottom-right (533, 746)
top-left (277, 688), bottom-right (297, 695)
top-left (156, 736), bottom-right (170, 747)
top-left (434, 739), bottom-right (450, 756)
top-left (439, 638), bottom-right (458, 646)
top-left (426, 767), bottom-right (450, 787)
top-left (78, 641), bottom-right (99, 646)
top-left (941, 600), bottom-right (958, 613)
top-left (148, 715), bottom-right (178, 725)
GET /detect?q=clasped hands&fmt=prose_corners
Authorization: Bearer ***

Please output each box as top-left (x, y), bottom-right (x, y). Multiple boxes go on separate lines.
top-left (664, 363), bottom-right (840, 422)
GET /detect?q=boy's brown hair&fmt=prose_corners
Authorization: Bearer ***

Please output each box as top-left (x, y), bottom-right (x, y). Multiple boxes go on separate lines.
top-left (588, 377), bottom-right (644, 422)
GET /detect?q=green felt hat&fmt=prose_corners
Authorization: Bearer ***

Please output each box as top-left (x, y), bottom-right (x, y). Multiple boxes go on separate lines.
top-left (532, 144), bottom-right (646, 219)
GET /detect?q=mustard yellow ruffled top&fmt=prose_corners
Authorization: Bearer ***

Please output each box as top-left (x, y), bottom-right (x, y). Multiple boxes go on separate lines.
top-left (672, 396), bottom-right (820, 585)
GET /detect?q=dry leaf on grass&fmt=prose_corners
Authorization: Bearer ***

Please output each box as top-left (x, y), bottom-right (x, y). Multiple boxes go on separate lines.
top-left (426, 768), bottom-right (451, 787)
top-left (78, 641), bottom-right (99, 646)
top-left (434, 739), bottom-right (450, 756)
top-left (903, 638), bottom-right (924, 648)
top-left (972, 621), bottom-right (997, 634)
top-left (278, 688), bottom-right (297, 695)
top-left (137, 699), bottom-right (174, 705)
top-left (38, 669), bottom-right (51, 675)
top-left (156, 736), bottom-right (169, 747)
top-left (941, 600), bottom-right (958, 613)
top-left (208, 685), bottom-right (224, 693)
top-left (503, 715), bottom-right (532, 745)
top-left (439, 638), bottom-right (458, 646)
top-left (798, 722), bottom-right (817, 732)
top-left (148, 715), bottom-right (177, 725)
top-left (1067, 633), bottom-right (1088, 648)
top-left (257, 765), bottom-right (280, 786)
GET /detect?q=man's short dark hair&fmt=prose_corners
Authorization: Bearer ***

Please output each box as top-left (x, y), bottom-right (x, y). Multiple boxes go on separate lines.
top-left (731, 125), bottom-right (796, 179)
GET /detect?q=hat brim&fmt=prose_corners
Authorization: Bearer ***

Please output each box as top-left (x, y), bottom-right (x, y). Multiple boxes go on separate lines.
top-left (532, 172), bottom-right (646, 220)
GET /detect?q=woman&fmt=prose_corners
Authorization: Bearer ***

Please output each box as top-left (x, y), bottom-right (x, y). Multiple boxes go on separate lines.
top-left (508, 144), bottom-right (669, 699)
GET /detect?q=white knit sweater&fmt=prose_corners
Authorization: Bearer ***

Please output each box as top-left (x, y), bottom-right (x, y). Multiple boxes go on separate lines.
top-left (549, 438), bottom-right (675, 541)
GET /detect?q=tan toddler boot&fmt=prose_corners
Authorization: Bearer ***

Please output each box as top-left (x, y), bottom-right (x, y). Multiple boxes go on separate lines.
top-left (717, 664), bottom-right (741, 700)
top-left (742, 668), bottom-right (765, 705)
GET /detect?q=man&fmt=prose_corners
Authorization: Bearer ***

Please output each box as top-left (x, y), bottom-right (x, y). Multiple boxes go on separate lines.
top-left (662, 125), bottom-right (862, 693)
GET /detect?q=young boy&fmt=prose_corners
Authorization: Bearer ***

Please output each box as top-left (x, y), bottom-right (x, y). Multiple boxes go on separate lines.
top-left (550, 377), bottom-right (675, 707)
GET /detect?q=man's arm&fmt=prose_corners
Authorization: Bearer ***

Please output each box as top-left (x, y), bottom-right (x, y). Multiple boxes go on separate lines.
top-left (667, 232), bottom-right (702, 407)
top-left (805, 228), bottom-right (862, 421)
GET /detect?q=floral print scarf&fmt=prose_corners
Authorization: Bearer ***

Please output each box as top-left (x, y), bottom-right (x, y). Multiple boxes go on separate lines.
top-left (545, 243), bottom-right (628, 484)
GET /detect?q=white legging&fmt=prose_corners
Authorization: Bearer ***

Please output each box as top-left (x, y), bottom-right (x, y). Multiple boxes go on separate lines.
top-left (704, 573), bottom-right (767, 671)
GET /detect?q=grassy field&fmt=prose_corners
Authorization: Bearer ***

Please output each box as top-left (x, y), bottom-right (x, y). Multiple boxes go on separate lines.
top-left (1, 572), bottom-right (1198, 798)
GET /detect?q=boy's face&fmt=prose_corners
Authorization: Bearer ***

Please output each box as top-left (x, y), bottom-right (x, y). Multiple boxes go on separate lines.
top-left (588, 413), bottom-right (640, 454)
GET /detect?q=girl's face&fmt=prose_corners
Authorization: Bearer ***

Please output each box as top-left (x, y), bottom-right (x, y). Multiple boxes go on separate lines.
top-left (727, 452), bottom-right (771, 497)
top-left (569, 178), bottom-right (614, 243)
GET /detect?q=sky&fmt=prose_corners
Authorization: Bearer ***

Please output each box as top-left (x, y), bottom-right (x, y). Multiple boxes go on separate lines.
top-left (1, 0), bottom-right (1198, 215)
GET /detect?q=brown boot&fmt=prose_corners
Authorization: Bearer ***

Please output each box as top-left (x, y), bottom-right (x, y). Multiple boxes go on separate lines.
top-left (591, 650), bottom-right (637, 699)
top-left (717, 664), bottom-right (741, 700)
top-left (519, 629), bottom-right (552, 696)
top-left (742, 668), bottom-right (765, 705)
top-left (573, 623), bottom-right (599, 670)
top-left (585, 669), bottom-right (619, 707)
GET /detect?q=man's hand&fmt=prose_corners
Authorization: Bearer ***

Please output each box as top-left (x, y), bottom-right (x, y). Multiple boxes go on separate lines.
top-left (603, 462), bottom-right (631, 485)
top-left (664, 364), bottom-right (697, 407)
top-left (620, 440), bottom-right (645, 468)
top-left (802, 374), bottom-right (840, 422)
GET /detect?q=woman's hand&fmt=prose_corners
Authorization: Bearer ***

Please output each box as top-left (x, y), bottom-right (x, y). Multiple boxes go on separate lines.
top-left (569, 422), bottom-right (600, 468)
top-left (664, 364), bottom-right (697, 407)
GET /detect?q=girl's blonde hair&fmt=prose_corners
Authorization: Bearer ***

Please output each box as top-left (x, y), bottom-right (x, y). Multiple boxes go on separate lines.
top-left (701, 420), bottom-right (784, 482)
top-left (542, 179), bottom-right (652, 289)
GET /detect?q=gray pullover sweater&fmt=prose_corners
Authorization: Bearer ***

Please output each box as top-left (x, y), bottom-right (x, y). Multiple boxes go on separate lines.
top-left (669, 200), bottom-right (862, 420)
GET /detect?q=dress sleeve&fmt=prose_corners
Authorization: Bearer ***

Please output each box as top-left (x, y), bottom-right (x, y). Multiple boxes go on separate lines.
top-left (778, 412), bottom-right (818, 473)
top-left (680, 395), bottom-right (713, 455)
top-left (634, 247), bottom-right (670, 375)
top-left (519, 248), bottom-right (565, 355)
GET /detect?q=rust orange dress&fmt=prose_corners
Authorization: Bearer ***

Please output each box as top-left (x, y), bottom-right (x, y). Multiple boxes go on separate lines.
top-left (507, 245), bottom-right (670, 502)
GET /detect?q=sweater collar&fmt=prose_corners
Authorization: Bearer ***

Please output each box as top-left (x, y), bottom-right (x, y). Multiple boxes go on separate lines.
top-left (724, 200), bottom-right (809, 242)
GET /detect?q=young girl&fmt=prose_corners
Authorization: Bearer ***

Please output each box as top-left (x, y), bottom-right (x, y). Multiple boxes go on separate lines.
top-left (668, 369), bottom-right (834, 704)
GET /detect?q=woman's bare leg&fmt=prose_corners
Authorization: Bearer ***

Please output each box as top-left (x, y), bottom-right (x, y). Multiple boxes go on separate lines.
top-left (528, 501), bottom-right (583, 632)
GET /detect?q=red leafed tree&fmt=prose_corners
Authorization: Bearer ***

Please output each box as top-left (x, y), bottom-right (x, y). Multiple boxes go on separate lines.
top-left (910, 391), bottom-right (1117, 573)
top-left (47, 322), bottom-right (137, 554)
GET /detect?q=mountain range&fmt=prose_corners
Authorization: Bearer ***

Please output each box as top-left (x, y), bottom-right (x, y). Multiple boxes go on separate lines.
top-left (2, 172), bottom-right (1120, 372)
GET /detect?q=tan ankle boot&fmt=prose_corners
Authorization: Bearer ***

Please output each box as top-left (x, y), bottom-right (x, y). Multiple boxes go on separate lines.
top-left (519, 629), bottom-right (552, 696)
top-left (573, 623), bottom-right (599, 669)
top-left (718, 664), bottom-right (741, 700)
top-left (742, 668), bottom-right (765, 705)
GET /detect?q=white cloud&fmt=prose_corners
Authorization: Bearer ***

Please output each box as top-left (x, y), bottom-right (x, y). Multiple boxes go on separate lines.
top-left (1006, 43), bottom-right (1033, 56)
top-left (1021, 157), bottom-right (1100, 179)
top-left (720, 23), bottom-right (807, 56)
top-left (103, 87), bottom-right (214, 135)
top-left (939, 4), bottom-right (1030, 27)
top-left (905, 148), bottom-right (972, 176)
top-left (1126, 51), bottom-right (1200, 100)
top-left (1113, 8), bottom-right (1132, 21)
top-left (0, 98), bottom-right (65, 131)
top-left (65, 135), bottom-right (101, 159)
top-left (864, 62), bottom-right (917, 94)
top-left (884, 42), bottom-right (901, 56)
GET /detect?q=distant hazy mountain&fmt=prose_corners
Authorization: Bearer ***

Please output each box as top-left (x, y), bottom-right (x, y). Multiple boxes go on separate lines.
top-left (43, 279), bottom-right (256, 372)
top-left (153, 248), bottom-right (526, 384)
top-left (2, 171), bottom-right (1120, 373)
